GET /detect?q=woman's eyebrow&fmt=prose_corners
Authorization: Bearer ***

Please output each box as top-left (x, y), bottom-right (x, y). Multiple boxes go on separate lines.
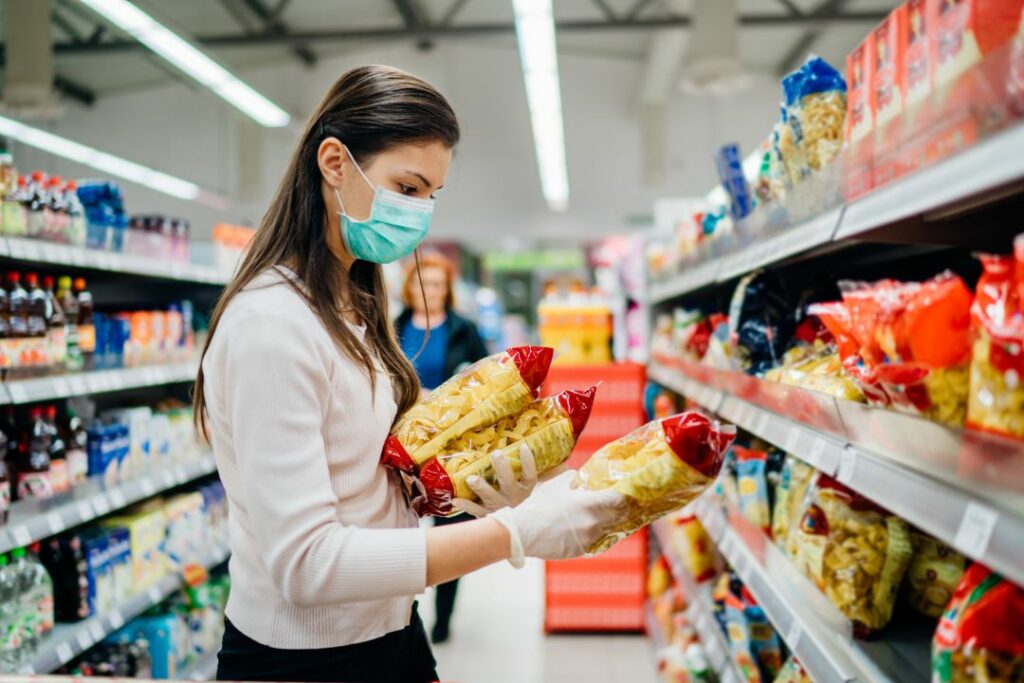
top-left (406, 170), bottom-right (442, 191)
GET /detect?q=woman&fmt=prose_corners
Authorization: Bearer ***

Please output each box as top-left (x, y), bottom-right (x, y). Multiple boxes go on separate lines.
top-left (194, 65), bottom-right (624, 683)
top-left (396, 253), bottom-right (487, 644)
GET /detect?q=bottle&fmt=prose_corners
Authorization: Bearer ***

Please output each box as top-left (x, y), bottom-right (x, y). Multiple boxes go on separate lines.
top-left (74, 278), bottom-right (95, 369)
top-left (25, 273), bottom-right (47, 374)
top-left (0, 154), bottom-right (25, 238)
top-left (43, 276), bottom-right (66, 373)
top-left (22, 544), bottom-right (54, 639)
top-left (58, 277), bottom-right (83, 372)
top-left (12, 176), bottom-right (31, 238)
top-left (44, 406), bottom-right (68, 495)
top-left (0, 553), bottom-right (22, 672)
top-left (64, 182), bottom-right (86, 248)
top-left (25, 172), bottom-right (47, 239)
top-left (45, 176), bottom-right (68, 243)
top-left (17, 407), bottom-right (53, 501)
top-left (9, 548), bottom-right (38, 659)
top-left (39, 534), bottom-right (89, 623)
top-left (0, 274), bottom-right (8, 343)
top-left (6, 273), bottom-right (27, 378)
top-left (62, 408), bottom-right (88, 487)
top-left (0, 426), bottom-right (9, 527)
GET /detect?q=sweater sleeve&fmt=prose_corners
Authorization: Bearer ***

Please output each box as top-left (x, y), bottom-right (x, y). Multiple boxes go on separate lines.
top-left (220, 312), bottom-right (428, 607)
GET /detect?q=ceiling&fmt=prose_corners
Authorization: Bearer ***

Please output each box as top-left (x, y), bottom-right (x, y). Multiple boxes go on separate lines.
top-left (0, 0), bottom-right (899, 107)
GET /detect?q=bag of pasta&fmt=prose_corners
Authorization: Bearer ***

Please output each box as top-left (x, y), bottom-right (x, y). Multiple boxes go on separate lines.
top-left (968, 241), bottom-right (1024, 439)
top-left (780, 55), bottom-right (847, 180)
top-left (575, 412), bottom-right (737, 554)
top-left (791, 476), bottom-right (912, 637)
top-left (770, 456), bottom-right (816, 552)
top-left (382, 346), bottom-right (554, 472)
top-left (905, 531), bottom-right (967, 619)
top-left (932, 564), bottom-right (1024, 683)
top-left (415, 387), bottom-right (596, 516)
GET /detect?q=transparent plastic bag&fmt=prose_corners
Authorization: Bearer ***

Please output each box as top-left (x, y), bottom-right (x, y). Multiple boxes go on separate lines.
top-left (416, 387), bottom-right (596, 516)
top-left (575, 412), bottom-right (737, 554)
top-left (906, 531), bottom-right (966, 619)
top-left (382, 346), bottom-right (554, 472)
top-left (781, 56), bottom-right (847, 180)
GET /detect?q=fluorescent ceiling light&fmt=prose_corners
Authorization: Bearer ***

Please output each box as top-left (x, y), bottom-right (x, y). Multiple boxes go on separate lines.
top-left (0, 114), bottom-right (202, 200)
top-left (512, 0), bottom-right (569, 212)
top-left (78, 0), bottom-right (290, 128)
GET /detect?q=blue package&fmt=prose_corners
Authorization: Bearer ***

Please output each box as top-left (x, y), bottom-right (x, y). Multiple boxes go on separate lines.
top-left (715, 143), bottom-right (753, 220)
top-left (80, 530), bottom-right (112, 616)
top-left (87, 422), bottom-right (118, 485)
top-left (131, 614), bottom-right (180, 679)
top-left (105, 526), bottom-right (132, 604)
top-left (746, 601), bottom-right (783, 680)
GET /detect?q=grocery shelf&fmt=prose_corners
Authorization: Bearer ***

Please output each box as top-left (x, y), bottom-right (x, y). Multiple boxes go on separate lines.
top-left (651, 519), bottom-right (744, 683)
top-left (1, 237), bottom-right (229, 285)
top-left (21, 543), bottom-right (231, 675)
top-left (1, 360), bottom-right (199, 405)
top-left (0, 451), bottom-right (216, 554)
top-left (648, 357), bottom-right (1024, 588)
top-left (648, 122), bottom-right (1024, 305)
top-left (692, 496), bottom-right (930, 683)
top-left (181, 652), bottom-right (220, 681)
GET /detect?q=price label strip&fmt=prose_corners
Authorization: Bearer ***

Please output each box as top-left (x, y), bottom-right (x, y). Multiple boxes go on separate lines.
top-left (47, 512), bottom-right (65, 535)
top-left (784, 426), bottom-right (801, 453)
top-left (954, 502), bottom-right (999, 559)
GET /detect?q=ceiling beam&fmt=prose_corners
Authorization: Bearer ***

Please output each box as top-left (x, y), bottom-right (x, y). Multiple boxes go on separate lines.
top-left (221, 0), bottom-right (316, 67)
top-left (54, 74), bottom-right (95, 105)
top-left (51, 8), bottom-right (85, 43)
top-left (592, 0), bottom-right (618, 21)
top-left (776, 0), bottom-right (852, 75)
top-left (9, 11), bottom-right (886, 57)
top-left (774, 0), bottom-right (803, 17)
top-left (392, 0), bottom-right (434, 50)
top-left (627, 0), bottom-right (657, 20)
top-left (439, 0), bottom-right (471, 28)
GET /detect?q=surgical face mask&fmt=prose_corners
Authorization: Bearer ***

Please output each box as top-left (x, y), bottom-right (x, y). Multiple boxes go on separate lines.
top-left (335, 147), bottom-right (433, 264)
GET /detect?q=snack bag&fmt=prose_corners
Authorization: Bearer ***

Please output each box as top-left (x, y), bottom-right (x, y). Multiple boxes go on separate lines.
top-left (576, 412), bottom-right (737, 553)
top-left (773, 656), bottom-right (813, 683)
top-left (791, 476), bottom-right (913, 637)
top-left (383, 346), bottom-right (554, 472)
top-left (735, 446), bottom-right (783, 536)
top-left (417, 387), bottom-right (596, 516)
top-left (745, 597), bottom-right (783, 681)
top-left (781, 56), bottom-right (848, 179)
top-left (932, 564), bottom-right (1024, 683)
top-left (968, 242), bottom-right (1024, 439)
top-left (728, 271), bottom-right (797, 376)
top-left (725, 592), bottom-right (764, 683)
top-left (771, 457), bottom-right (816, 551)
top-left (905, 531), bottom-right (967, 619)
top-left (671, 514), bottom-right (716, 583)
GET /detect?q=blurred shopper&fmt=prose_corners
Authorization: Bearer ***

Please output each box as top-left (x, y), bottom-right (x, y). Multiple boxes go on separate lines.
top-left (396, 252), bottom-right (487, 643)
top-left (194, 65), bottom-right (625, 683)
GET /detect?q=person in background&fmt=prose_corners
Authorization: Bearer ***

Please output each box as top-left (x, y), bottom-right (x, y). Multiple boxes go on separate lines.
top-left (396, 252), bottom-right (487, 643)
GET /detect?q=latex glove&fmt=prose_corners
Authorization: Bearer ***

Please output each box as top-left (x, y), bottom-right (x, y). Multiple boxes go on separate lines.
top-left (452, 443), bottom-right (542, 517)
top-left (491, 470), bottom-right (626, 567)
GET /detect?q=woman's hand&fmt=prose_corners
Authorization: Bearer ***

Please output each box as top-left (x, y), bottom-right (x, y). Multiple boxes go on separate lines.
top-left (451, 443), bottom-right (558, 517)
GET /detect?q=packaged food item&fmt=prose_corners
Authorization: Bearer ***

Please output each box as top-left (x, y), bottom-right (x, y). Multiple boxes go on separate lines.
top-left (871, 6), bottom-right (907, 131)
top-left (745, 597), bottom-right (783, 681)
top-left (967, 244), bottom-right (1024, 439)
top-left (932, 0), bottom-right (1024, 91)
top-left (382, 346), bottom-right (554, 472)
top-left (771, 457), bottom-right (816, 552)
top-left (728, 271), bottom-right (796, 376)
top-left (846, 36), bottom-right (875, 145)
top-left (905, 531), bottom-right (967, 619)
top-left (671, 514), bottom-right (716, 583)
top-left (902, 0), bottom-right (933, 110)
top-left (647, 555), bottom-right (673, 599)
top-left (417, 387), bottom-right (595, 516)
top-left (735, 446), bottom-right (773, 536)
top-left (932, 563), bottom-right (1024, 683)
top-left (773, 656), bottom-right (813, 683)
top-left (724, 592), bottom-right (763, 683)
top-left (576, 412), bottom-right (736, 553)
top-left (781, 56), bottom-right (847, 179)
top-left (791, 476), bottom-right (913, 637)
top-left (715, 143), bottom-right (754, 220)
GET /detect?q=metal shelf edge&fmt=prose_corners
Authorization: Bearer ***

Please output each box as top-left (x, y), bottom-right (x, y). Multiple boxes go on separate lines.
top-left (1, 361), bottom-right (199, 405)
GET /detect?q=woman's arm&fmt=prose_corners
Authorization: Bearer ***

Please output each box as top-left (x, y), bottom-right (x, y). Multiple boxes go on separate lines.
top-left (426, 518), bottom-right (510, 586)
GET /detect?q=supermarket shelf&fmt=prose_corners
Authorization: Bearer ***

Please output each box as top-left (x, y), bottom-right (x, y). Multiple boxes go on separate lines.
top-left (648, 122), bottom-right (1024, 305)
top-left (181, 652), bottom-right (220, 681)
top-left (648, 357), bottom-right (1024, 588)
top-left (1, 237), bottom-right (229, 285)
top-left (1, 360), bottom-right (198, 405)
top-left (0, 452), bottom-right (216, 554)
top-left (692, 497), bottom-right (930, 683)
top-left (651, 519), bottom-right (744, 683)
top-left (22, 543), bottom-right (231, 675)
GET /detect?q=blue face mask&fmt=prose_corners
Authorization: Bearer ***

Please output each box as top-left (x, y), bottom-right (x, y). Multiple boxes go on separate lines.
top-left (336, 148), bottom-right (433, 264)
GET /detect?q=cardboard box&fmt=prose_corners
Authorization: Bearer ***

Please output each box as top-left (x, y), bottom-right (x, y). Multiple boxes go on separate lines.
top-left (872, 6), bottom-right (907, 129)
top-left (932, 0), bottom-right (1024, 89)
top-left (903, 0), bottom-right (934, 107)
top-left (846, 36), bottom-right (875, 144)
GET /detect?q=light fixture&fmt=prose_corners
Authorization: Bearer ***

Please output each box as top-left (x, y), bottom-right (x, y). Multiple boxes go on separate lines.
top-left (78, 0), bottom-right (290, 128)
top-left (512, 0), bottom-right (569, 211)
top-left (0, 114), bottom-right (202, 200)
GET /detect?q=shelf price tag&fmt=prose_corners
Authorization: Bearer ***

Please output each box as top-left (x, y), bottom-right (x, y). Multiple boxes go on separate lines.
top-left (76, 629), bottom-right (94, 651)
top-left (109, 610), bottom-right (124, 629)
top-left (786, 622), bottom-right (802, 650)
top-left (954, 502), bottom-right (999, 559)
top-left (53, 378), bottom-right (70, 397)
top-left (141, 478), bottom-right (156, 496)
top-left (784, 427), bottom-right (801, 453)
top-left (148, 585), bottom-right (164, 603)
top-left (8, 384), bottom-right (28, 404)
top-left (47, 512), bottom-right (65, 535)
top-left (89, 621), bottom-right (105, 642)
top-left (92, 496), bottom-right (112, 516)
top-left (837, 450), bottom-right (857, 484)
top-left (69, 376), bottom-right (87, 396)
top-left (755, 412), bottom-right (770, 436)
top-left (56, 641), bottom-right (74, 665)
top-left (12, 526), bottom-right (31, 547)
top-left (808, 439), bottom-right (826, 468)
top-left (77, 500), bottom-right (94, 521)
top-left (109, 489), bottom-right (127, 509)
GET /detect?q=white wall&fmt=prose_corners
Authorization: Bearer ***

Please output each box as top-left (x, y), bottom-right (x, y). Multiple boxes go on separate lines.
top-left (11, 40), bottom-right (784, 251)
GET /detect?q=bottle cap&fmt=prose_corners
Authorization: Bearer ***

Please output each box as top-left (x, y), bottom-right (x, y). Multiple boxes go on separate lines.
top-left (7, 272), bottom-right (19, 283)
top-left (11, 547), bottom-right (25, 560)
top-left (25, 272), bottom-right (38, 286)
top-left (74, 277), bottom-right (87, 290)
top-left (58, 275), bottom-right (72, 289)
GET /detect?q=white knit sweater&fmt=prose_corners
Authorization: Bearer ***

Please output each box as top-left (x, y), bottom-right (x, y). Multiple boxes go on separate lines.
top-left (201, 267), bottom-right (427, 649)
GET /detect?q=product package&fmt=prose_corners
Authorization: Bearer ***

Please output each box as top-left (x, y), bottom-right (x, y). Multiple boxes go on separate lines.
top-left (905, 530), bottom-right (967, 619)
top-left (728, 271), bottom-right (797, 376)
top-left (575, 411), bottom-right (736, 553)
top-left (746, 598), bottom-right (784, 681)
top-left (780, 56), bottom-right (848, 180)
top-left (968, 241), bottom-right (1024, 438)
top-left (416, 387), bottom-right (596, 516)
top-left (771, 457), bottom-right (817, 553)
top-left (724, 592), bottom-right (763, 683)
top-left (670, 514), bottom-right (717, 583)
top-left (773, 656), bottom-right (813, 683)
top-left (382, 346), bottom-right (554, 472)
top-left (791, 476), bottom-right (913, 637)
top-left (734, 446), bottom-right (782, 536)
top-left (932, 564), bottom-right (1024, 683)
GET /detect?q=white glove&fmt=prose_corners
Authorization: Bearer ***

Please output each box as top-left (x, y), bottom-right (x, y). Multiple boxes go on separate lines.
top-left (491, 470), bottom-right (626, 567)
top-left (452, 443), bottom-right (554, 517)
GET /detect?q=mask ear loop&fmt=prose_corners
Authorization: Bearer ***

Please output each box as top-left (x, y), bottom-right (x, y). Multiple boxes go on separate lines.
top-left (411, 248), bottom-right (431, 362)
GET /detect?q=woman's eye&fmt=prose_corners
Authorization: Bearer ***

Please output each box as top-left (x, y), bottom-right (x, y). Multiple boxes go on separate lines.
top-left (399, 183), bottom-right (417, 195)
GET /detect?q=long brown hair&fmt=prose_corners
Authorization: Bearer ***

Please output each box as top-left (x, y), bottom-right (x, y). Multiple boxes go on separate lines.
top-left (194, 65), bottom-right (460, 437)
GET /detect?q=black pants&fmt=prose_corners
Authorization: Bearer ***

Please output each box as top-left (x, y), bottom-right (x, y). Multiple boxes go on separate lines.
top-left (216, 603), bottom-right (438, 683)
top-left (432, 513), bottom-right (472, 632)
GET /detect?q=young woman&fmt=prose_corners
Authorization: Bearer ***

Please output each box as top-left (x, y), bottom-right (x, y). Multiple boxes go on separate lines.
top-left (194, 65), bottom-right (625, 683)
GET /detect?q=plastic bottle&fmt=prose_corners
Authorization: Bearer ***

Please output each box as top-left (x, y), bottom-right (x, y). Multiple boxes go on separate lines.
top-left (22, 544), bottom-right (54, 638)
top-left (6, 273), bottom-right (27, 340)
top-left (0, 554), bottom-right (22, 672)
top-left (25, 172), bottom-right (47, 239)
top-left (63, 408), bottom-right (88, 487)
top-left (64, 181), bottom-right (86, 248)
top-left (58, 276), bottom-right (83, 372)
top-left (74, 278), bottom-right (95, 369)
top-left (17, 407), bottom-right (53, 501)
top-left (44, 406), bottom-right (68, 495)
top-left (25, 273), bottom-right (47, 372)
top-left (0, 425), bottom-right (8, 527)
top-left (43, 276), bottom-right (66, 373)
top-left (9, 548), bottom-right (38, 659)
top-left (0, 154), bottom-right (25, 238)
top-left (0, 273), bottom-right (9, 342)
top-left (45, 176), bottom-right (68, 243)
top-left (12, 176), bottom-right (31, 238)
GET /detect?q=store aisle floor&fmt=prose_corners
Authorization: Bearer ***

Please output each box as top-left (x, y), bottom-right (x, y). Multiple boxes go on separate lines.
top-left (419, 558), bottom-right (658, 683)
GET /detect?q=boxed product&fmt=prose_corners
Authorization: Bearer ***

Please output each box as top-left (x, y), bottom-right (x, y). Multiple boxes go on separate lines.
top-left (104, 504), bottom-right (168, 592)
top-left (382, 346), bottom-right (554, 472)
top-left (105, 527), bottom-right (133, 605)
top-left (81, 530), bottom-right (114, 616)
top-left (576, 411), bottom-right (736, 553)
top-left (872, 6), bottom-right (908, 130)
top-left (104, 407), bottom-right (153, 479)
top-left (931, 0), bottom-right (1024, 91)
top-left (417, 387), bottom-right (596, 516)
top-left (903, 0), bottom-right (934, 110)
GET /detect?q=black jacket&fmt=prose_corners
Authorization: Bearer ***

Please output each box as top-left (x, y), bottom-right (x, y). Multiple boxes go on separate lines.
top-left (395, 308), bottom-right (489, 380)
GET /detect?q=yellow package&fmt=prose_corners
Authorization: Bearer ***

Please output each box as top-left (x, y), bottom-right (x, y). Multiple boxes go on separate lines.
top-left (576, 412), bottom-right (736, 554)
top-left (905, 531), bottom-right (967, 619)
top-left (773, 656), bottom-right (813, 683)
top-left (771, 457), bottom-right (816, 550)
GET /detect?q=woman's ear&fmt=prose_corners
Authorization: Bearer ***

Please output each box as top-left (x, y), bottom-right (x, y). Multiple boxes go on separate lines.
top-left (317, 137), bottom-right (346, 189)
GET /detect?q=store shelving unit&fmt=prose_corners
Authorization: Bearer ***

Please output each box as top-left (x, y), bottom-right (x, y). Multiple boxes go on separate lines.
top-left (649, 122), bottom-right (1024, 303)
top-left (648, 357), bottom-right (1024, 588)
top-left (21, 543), bottom-right (231, 675)
top-left (1, 361), bottom-right (199, 405)
top-left (0, 451), bottom-right (216, 554)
